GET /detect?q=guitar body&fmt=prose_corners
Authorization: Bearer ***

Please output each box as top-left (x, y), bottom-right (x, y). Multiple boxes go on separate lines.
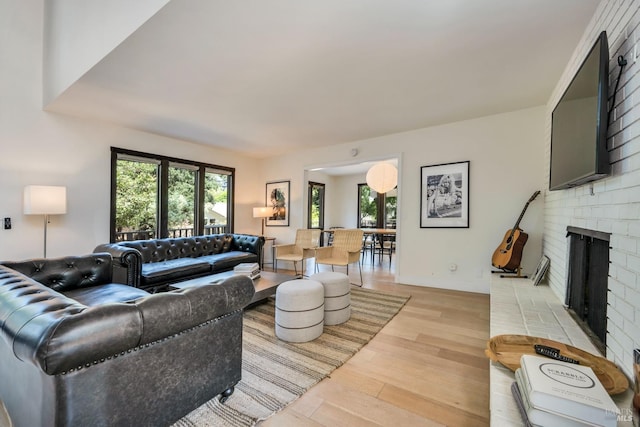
top-left (492, 228), bottom-right (529, 271)
top-left (492, 191), bottom-right (539, 272)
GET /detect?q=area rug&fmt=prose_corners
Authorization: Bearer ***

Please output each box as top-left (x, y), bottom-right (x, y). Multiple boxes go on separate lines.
top-left (173, 286), bottom-right (410, 427)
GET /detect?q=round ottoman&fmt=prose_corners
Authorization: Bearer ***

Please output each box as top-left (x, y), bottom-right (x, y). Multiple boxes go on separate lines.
top-left (275, 279), bottom-right (325, 342)
top-left (309, 272), bottom-right (351, 325)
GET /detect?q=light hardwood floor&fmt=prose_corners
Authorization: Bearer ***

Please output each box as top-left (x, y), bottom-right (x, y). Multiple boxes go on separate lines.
top-left (261, 255), bottom-right (491, 427)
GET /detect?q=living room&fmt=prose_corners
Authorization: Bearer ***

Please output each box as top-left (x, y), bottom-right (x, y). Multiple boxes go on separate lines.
top-left (3, 0), bottom-right (640, 425)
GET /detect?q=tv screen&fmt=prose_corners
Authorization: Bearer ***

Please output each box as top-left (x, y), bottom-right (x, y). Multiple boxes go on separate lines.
top-left (549, 31), bottom-right (610, 191)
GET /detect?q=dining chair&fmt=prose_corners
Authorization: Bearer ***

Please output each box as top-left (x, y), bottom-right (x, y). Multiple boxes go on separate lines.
top-left (273, 229), bottom-right (321, 277)
top-left (314, 229), bottom-right (364, 286)
top-left (375, 233), bottom-right (395, 268)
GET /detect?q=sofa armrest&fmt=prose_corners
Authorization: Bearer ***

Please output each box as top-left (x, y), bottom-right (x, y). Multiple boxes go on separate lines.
top-left (140, 275), bottom-right (255, 342)
top-left (94, 244), bottom-right (142, 287)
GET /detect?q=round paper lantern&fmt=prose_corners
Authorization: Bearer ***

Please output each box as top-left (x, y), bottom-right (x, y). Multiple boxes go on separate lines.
top-left (366, 163), bottom-right (398, 193)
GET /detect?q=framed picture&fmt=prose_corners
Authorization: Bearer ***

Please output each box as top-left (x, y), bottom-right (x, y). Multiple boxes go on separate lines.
top-left (265, 180), bottom-right (290, 227)
top-left (420, 160), bottom-right (470, 228)
top-left (531, 255), bottom-right (550, 286)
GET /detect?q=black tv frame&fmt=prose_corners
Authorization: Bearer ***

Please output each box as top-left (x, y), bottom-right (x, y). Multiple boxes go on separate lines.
top-left (549, 31), bottom-right (610, 191)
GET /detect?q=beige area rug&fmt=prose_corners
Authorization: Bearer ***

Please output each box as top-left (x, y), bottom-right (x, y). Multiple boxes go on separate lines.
top-left (173, 287), bottom-right (410, 427)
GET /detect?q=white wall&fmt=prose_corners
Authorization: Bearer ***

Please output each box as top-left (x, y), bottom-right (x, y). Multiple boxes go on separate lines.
top-left (43, 0), bottom-right (170, 105)
top-left (543, 0), bottom-right (640, 379)
top-left (261, 106), bottom-right (546, 294)
top-left (0, 1), bottom-right (263, 261)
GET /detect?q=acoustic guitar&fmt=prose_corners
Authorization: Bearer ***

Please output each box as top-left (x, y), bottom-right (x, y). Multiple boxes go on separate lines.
top-left (492, 190), bottom-right (540, 271)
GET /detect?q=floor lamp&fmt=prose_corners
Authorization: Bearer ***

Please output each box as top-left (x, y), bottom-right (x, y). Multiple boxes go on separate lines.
top-left (24, 185), bottom-right (67, 258)
top-left (253, 207), bottom-right (271, 236)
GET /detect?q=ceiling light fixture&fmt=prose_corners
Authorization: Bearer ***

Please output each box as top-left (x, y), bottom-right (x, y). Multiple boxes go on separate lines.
top-left (366, 163), bottom-right (398, 194)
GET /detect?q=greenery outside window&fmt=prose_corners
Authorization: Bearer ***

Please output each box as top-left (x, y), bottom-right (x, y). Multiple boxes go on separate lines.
top-left (111, 148), bottom-right (234, 242)
top-left (308, 181), bottom-right (325, 229)
top-left (358, 184), bottom-right (396, 229)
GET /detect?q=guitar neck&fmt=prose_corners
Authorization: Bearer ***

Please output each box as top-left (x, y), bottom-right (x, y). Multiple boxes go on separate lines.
top-left (507, 191), bottom-right (541, 237)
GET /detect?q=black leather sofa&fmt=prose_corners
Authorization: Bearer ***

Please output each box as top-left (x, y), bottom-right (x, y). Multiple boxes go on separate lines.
top-left (95, 233), bottom-right (264, 291)
top-left (0, 253), bottom-right (254, 427)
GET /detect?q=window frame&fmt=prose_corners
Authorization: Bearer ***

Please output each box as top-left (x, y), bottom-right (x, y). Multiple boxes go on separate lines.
top-left (110, 147), bottom-right (235, 242)
top-left (307, 181), bottom-right (325, 230)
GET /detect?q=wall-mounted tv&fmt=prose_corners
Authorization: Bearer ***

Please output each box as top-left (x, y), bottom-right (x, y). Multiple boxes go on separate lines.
top-left (549, 31), bottom-right (610, 191)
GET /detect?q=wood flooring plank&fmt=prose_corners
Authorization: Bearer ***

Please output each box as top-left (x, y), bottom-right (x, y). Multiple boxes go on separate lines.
top-left (299, 379), bottom-right (445, 427)
top-left (378, 383), bottom-right (490, 427)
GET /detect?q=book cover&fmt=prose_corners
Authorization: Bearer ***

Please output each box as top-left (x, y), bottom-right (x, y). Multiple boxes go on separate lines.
top-left (514, 369), bottom-right (598, 427)
top-left (520, 354), bottom-right (619, 427)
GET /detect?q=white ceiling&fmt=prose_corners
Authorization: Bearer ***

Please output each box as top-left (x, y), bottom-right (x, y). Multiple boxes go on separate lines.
top-left (46, 0), bottom-right (600, 159)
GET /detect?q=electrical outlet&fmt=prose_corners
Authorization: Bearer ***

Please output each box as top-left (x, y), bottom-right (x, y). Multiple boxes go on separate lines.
top-left (3, 217), bottom-right (11, 230)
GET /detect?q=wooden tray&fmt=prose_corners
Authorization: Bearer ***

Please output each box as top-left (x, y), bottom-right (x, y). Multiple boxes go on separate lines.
top-left (486, 334), bottom-right (628, 395)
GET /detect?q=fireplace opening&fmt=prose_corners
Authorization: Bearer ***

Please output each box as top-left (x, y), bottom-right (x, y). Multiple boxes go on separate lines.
top-left (565, 226), bottom-right (610, 355)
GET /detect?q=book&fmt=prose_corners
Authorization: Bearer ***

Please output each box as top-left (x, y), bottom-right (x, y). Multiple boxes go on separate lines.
top-left (233, 262), bottom-right (260, 273)
top-left (233, 262), bottom-right (260, 279)
top-left (518, 354), bottom-right (619, 427)
top-left (514, 371), bottom-right (598, 427)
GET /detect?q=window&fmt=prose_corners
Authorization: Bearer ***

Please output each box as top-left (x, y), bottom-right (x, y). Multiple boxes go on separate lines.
top-left (308, 181), bottom-right (325, 229)
top-left (111, 148), bottom-right (234, 242)
top-left (358, 184), bottom-right (396, 229)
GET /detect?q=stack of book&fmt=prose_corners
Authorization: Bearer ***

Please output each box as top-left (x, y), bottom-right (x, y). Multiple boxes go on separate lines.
top-left (512, 354), bottom-right (619, 427)
top-left (233, 263), bottom-right (260, 280)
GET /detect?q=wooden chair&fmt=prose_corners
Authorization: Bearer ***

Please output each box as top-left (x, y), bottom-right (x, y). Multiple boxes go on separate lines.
top-left (314, 229), bottom-right (364, 286)
top-left (274, 229), bottom-right (321, 277)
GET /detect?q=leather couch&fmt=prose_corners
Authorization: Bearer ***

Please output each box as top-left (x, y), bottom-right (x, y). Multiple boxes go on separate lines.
top-left (0, 253), bottom-right (254, 427)
top-left (95, 233), bottom-right (264, 291)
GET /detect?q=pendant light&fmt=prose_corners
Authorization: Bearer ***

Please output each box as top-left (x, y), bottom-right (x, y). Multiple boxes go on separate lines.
top-left (366, 163), bottom-right (397, 193)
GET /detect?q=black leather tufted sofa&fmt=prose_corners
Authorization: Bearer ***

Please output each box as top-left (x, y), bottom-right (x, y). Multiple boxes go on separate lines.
top-left (95, 233), bottom-right (264, 291)
top-left (0, 253), bottom-right (254, 427)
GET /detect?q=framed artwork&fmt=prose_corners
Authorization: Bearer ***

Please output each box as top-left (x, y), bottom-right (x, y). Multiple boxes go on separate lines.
top-left (531, 255), bottom-right (550, 286)
top-left (420, 160), bottom-right (469, 228)
top-left (265, 180), bottom-right (290, 227)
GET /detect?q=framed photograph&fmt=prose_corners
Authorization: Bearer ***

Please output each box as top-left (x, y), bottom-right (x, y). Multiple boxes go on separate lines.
top-left (420, 161), bottom-right (470, 228)
top-left (265, 180), bottom-right (290, 227)
top-left (531, 255), bottom-right (550, 286)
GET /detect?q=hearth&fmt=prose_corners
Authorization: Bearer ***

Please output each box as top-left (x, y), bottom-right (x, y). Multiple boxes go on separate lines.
top-left (565, 226), bottom-right (610, 355)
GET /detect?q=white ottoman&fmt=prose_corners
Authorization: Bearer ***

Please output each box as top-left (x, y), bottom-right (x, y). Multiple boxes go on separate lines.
top-left (275, 279), bottom-right (325, 342)
top-left (309, 272), bottom-right (351, 325)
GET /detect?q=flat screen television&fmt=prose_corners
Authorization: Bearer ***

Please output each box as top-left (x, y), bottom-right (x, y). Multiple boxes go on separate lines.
top-left (549, 31), bottom-right (610, 191)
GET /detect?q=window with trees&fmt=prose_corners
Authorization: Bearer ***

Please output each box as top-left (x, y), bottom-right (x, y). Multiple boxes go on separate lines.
top-left (308, 181), bottom-right (325, 229)
top-left (358, 184), bottom-right (397, 229)
top-left (111, 148), bottom-right (234, 242)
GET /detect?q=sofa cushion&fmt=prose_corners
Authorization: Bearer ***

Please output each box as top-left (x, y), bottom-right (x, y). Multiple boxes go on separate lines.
top-left (141, 258), bottom-right (211, 286)
top-left (202, 251), bottom-right (258, 272)
top-left (65, 283), bottom-right (150, 306)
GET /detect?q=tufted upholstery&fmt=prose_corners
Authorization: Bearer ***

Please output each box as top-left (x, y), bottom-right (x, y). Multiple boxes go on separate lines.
top-left (95, 233), bottom-right (264, 290)
top-left (2, 253), bottom-right (114, 293)
top-left (0, 257), bottom-right (255, 427)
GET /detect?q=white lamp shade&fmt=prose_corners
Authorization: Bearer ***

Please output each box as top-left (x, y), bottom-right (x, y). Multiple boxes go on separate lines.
top-left (24, 185), bottom-right (67, 215)
top-left (253, 206), bottom-right (271, 218)
top-left (366, 163), bottom-right (398, 193)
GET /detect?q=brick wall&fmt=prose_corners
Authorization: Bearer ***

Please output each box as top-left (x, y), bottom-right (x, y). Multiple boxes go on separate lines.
top-left (544, 0), bottom-right (640, 378)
